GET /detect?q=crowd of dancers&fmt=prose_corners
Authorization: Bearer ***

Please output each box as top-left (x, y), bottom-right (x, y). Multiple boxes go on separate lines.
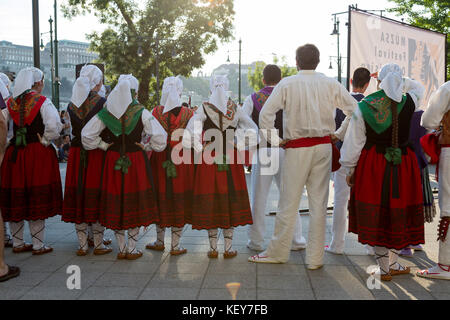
top-left (0, 43), bottom-right (448, 284)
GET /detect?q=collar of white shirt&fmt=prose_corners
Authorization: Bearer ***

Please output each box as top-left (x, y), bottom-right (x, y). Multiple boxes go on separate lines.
top-left (297, 70), bottom-right (317, 75)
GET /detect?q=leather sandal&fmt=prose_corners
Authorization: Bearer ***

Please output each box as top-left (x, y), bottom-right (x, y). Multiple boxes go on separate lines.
top-left (126, 250), bottom-right (143, 260)
top-left (76, 249), bottom-right (88, 256)
top-left (32, 246), bottom-right (53, 255)
top-left (390, 266), bottom-right (411, 276)
top-left (93, 247), bottom-right (113, 256)
top-left (145, 242), bottom-right (165, 251)
top-left (380, 274), bottom-right (393, 281)
top-left (117, 252), bottom-right (127, 260)
top-left (224, 250), bottom-right (238, 259)
top-left (207, 250), bottom-right (219, 259)
top-left (170, 248), bottom-right (187, 256)
top-left (0, 265), bottom-right (20, 283)
top-left (12, 244), bottom-right (33, 254)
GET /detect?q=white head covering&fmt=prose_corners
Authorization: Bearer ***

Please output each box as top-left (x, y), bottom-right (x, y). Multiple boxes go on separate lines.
top-left (161, 76), bottom-right (183, 114)
top-left (118, 74), bottom-right (139, 93)
top-left (106, 79), bottom-right (132, 119)
top-left (209, 75), bottom-right (229, 114)
top-left (378, 63), bottom-right (403, 103)
top-left (12, 67), bottom-right (44, 98)
top-left (0, 73), bottom-right (11, 90)
top-left (0, 80), bottom-right (9, 100)
top-left (70, 65), bottom-right (103, 107)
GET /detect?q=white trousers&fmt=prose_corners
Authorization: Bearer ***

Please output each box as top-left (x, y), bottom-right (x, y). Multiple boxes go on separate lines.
top-left (439, 148), bottom-right (450, 265)
top-left (329, 165), bottom-right (350, 252)
top-left (265, 144), bottom-right (332, 265)
top-left (247, 148), bottom-right (305, 249)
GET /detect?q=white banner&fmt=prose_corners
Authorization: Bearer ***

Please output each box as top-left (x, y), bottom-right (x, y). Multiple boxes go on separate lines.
top-left (349, 9), bottom-right (446, 109)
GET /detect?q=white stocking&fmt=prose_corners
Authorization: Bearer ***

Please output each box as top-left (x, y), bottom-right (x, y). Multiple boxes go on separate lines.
top-left (92, 222), bottom-right (106, 250)
top-left (208, 229), bottom-right (218, 252)
top-left (29, 220), bottom-right (45, 250)
top-left (75, 223), bottom-right (88, 251)
top-left (114, 230), bottom-right (126, 254)
top-left (156, 225), bottom-right (165, 246)
top-left (374, 246), bottom-right (390, 275)
top-left (9, 221), bottom-right (25, 248)
top-left (127, 227), bottom-right (140, 254)
top-left (171, 227), bottom-right (183, 251)
top-left (223, 228), bottom-right (234, 252)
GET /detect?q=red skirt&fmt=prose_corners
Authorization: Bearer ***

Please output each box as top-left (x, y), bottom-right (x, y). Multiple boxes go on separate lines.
top-left (62, 147), bottom-right (105, 224)
top-left (150, 149), bottom-right (194, 228)
top-left (98, 150), bottom-right (159, 230)
top-left (0, 142), bottom-right (62, 222)
top-left (348, 146), bottom-right (425, 250)
top-left (187, 153), bottom-right (253, 230)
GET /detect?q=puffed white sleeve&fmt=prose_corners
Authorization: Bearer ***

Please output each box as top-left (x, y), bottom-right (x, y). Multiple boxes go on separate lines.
top-left (39, 99), bottom-right (63, 146)
top-left (339, 106), bottom-right (367, 175)
top-left (242, 95), bottom-right (254, 117)
top-left (403, 78), bottom-right (425, 111)
top-left (421, 83), bottom-right (450, 130)
top-left (81, 114), bottom-right (108, 151)
top-left (236, 106), bottom-right (258, 150)
top-left (141, 109), bottom-right (167, 152)
top-left (334, 116), bottom-right (351, 141)
top-left (182, 105), bottom-right (206, 153)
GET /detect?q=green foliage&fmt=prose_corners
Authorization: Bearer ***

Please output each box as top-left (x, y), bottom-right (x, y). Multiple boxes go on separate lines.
top-left (62, 0), bottom-right (235, 107)
top-left (387, 0), bottom-right (450, 80)
top-left (247, 56), bottom-right (297, 92)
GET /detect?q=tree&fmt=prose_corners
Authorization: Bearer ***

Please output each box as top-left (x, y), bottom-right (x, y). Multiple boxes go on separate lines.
top-left (247, 56), bottom-right (297, 92)
top-left (388, 0), bottom-right (450, 80)
top-left (62, 0), bottom-right (235, 107)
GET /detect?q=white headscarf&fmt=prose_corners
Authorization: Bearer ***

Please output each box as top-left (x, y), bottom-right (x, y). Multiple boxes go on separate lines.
top-left (209, 75), bottom-right (230, 114)
top-left (118, 74), bottom-right (139, 93)
top-left (106, 79), bottom-right (132, 119)
top-left (378, 63), bottom-right (403, 103)
top-left (0, 80), bottom-right (9, 100)
top-left (12, 67), bottom-right (44, 98)
top-left (70, 65), bottom-right (103, 108)
top-left (161, 76), bottom-right (183, 114)
top-left (0, 73), bottom-right (11, 90)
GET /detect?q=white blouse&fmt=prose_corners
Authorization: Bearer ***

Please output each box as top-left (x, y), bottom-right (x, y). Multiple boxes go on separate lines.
top-left (81, 108), bottom-right (167, 152)
top-left (340, 80), bottom-right (425, 174)
top-left (2, 97), bottom-right (62, 146)
top-left (182, 103), bottom-right (258, 153)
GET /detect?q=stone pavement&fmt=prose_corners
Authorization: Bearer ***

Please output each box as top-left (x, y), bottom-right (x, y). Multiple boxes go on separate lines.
top-left (0, 164), bottom-right (448, 300)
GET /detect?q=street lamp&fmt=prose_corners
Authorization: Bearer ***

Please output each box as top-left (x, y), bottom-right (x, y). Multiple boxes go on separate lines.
top-left (40, 16), bottom-right (55, 104)
top-left (330, 14), bottom-right (342, 84)
top-left (225, 39), bottom-right (243, 104)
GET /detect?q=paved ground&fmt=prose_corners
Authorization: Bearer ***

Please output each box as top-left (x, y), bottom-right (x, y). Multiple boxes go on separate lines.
top-left (0, 164), bottom-right (448, 300)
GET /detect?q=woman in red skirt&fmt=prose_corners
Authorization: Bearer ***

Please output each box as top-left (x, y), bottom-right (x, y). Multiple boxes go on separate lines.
top-left (182, 75), bottom-right (257, 259)
top-left (0, 67), bottom-right (62, 255)
top-left (82, 75), bottom-right (167, 260)
top-left (61, 65), bottom-right (112, 256)
top-left (146, 77), bottom-right (194, 256)
top-left (341, 64), bottom-right (425, 281)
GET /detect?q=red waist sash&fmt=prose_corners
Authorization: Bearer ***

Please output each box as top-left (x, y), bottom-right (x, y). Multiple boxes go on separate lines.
top-left (442, 144), bottom-right (450, 148)
top-left (284, 136), bottom-right (331, 149)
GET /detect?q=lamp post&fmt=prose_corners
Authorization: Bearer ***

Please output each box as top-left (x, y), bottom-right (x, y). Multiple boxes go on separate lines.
top-left (226, 39), bottom-right (243, 104)
top-left (32, 0), bottom-right (40, 68)
top-left (40, 17), bottom-right (55, 104)
top-left (54, 0), bottom-right (60, 110)
top-left (330, 15), bottom-right (342, 84)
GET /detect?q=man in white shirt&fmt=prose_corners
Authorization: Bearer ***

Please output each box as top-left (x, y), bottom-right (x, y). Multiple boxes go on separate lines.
top-left (248, 44), bottom-right (357, 269)
top-left (418, 81), bottom-right (450, 280)
top-left (243, 65), bottom-right (306, 252)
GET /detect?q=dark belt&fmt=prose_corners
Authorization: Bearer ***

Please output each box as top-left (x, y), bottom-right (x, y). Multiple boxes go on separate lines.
top-left (10, 133), bottom-right (41, 163)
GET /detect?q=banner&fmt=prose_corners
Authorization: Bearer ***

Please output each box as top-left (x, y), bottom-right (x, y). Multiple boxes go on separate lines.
top-left (349, 9), bottom-right (446, 109)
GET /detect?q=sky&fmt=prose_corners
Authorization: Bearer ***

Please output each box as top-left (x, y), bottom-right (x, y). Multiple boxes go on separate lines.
top-left (0, 0), bottom-right (400, 77)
